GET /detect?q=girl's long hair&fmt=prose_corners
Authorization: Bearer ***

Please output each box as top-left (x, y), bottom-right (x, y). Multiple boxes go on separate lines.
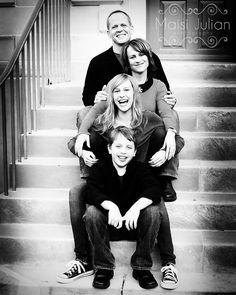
top-left (122, 38), bottom-right (157, 76)
top-left (94, 74), bottom-right (144, 134)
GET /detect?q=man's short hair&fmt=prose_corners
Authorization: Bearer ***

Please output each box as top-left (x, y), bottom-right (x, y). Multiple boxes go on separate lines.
top-left (108, 126), bottom-right (137, 148)
top-left (106, 10), bottom-right (132, 30)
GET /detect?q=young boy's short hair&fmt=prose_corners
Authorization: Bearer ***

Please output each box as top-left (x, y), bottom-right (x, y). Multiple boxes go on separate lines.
top-left (107, 126), bottom-right (137, 148)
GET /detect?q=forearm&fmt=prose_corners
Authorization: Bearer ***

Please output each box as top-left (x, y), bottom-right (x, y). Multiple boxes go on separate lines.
top-left (78, 101), bottom-right (107, 135)
top-left (101, 200), bottom-right (118, 211)
top-left (130, 197), bottom-right (153, 212)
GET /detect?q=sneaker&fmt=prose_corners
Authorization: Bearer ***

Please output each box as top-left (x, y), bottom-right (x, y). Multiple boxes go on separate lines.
top-left (57, 260), bottom-right (94, 284)
top-left (161, 264), bottom-right (178, 289)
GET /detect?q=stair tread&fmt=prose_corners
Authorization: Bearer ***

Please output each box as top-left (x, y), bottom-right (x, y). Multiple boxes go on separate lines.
top-left (1, 189), bottom-right (236, 203)
top-left (28, 129), bottom-right (236, 138)
top-left (16, 157), bottom-right (236, 168)
top-left (0, 263), bottom-right (236, 295)
top-left (176, 106), bottom-right (236, 111)
top-left (0, 223), bottom-right (235, 244)
top-left (1, 263), bottom-right (236, 294)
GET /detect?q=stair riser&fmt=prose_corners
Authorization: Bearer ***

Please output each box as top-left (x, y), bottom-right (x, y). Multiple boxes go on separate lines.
top-left (0, 235), bottom-right (235, 273)
top-left (36, 109), bottom-right (236, 132)
top-left (44, 85), bottom-right (83, 106)
top-left (16, 164), bottom-right (236, 192)
top-left (174, 86), bottom-right (236, 108)
top-left (181, 137), bottom-right (236, 160)
top-left (162, 62), bottom-right (236, 82)
top-left (0, 198), bottom-right (235, 231)
top-left (44, 85), bottom-right (236, 108)
top-left (27, 135), bottom-right (73, 158)
top-left (179, 109), bottom-right (236, 132)
top-left (27, 134), bottom-right (236, 161)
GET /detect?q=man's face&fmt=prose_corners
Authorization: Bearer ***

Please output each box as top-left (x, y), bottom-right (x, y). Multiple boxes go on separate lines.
top-left (107, 13), bottom-right (133, 46)
top-left (108, 133), bottom-right (136, 169)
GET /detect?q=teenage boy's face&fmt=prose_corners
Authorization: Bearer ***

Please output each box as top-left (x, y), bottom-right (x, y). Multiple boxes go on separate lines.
top-left (107, 13), bottom-right (133, 46)
top-left (108, 133), bottom-right (136, 169)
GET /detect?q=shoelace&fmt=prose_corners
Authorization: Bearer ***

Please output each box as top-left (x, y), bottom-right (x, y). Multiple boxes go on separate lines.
top-left (161, 265), bottom-right (178, 282)
top-left (65, 260), bottom-right (85, 276)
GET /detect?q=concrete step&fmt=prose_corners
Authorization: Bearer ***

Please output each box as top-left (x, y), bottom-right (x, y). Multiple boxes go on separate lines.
top-left (172, 81), bottom-right (236, 107)
top-left (36, 106), bottom-right (236, 132)
top-left (15, 158), bottom-right (236, 192)
top-left (0, 6), bottom-right (34, 35)
top-left (0, 0), bottom-right (15, 7)
top-left (0, 223), bottom-right (236, 273)
top-left (27, 130), bottom-right (77, 158)
top-left (181, 132), bottom-right (236, 160)
top-left (0, 35), bottom-right (15, 61)
top-left (71, 61), bottom-right (236, 84)
top-left (27, 130), bottom-right (236, 161)
top-left (178, 107), bottom-right (236, 132)
top-left (44, 82), bottom-right (236, 108)
top-left (162, 61), bottom-right (236, 82)
top-left (36, 106), bottom-right (80, 130)
top-left (1, 189), bottom-right (236, 231)
top-left (0, 263), bottom-right (236, 295)
top-left (44, 82), bottom-right (83, 106)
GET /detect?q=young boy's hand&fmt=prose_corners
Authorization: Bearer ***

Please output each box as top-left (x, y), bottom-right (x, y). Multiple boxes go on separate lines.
top-left (108, 206), bottom-right (123, 229)
top-left (123, 208), bottom-right (140, 231)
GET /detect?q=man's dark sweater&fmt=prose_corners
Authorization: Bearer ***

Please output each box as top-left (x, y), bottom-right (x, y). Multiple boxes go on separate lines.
top-left (82, 47), bottom-right (169, 106)
top-left (86, 158), bottom-right (162, 215)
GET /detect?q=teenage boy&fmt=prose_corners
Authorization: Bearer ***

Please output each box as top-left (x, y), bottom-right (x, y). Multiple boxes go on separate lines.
top-left (84, 126), bottom-right (162, 289)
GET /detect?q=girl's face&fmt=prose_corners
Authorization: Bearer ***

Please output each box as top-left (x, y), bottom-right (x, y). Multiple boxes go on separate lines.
top-left (127, 46), bottom-right (149, 74)
top-left (113, 79), bottom-right (134, 113)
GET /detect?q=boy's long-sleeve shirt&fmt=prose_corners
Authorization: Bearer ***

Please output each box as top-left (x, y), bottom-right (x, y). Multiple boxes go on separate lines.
top-left (86, 158), bottom-right (162, 214)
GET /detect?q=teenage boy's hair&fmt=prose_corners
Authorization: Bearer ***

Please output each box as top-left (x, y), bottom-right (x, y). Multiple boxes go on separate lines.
top-left (106, 10), bottom-right (132, 30)
top-left (108, 126), bottom-right (137, 148)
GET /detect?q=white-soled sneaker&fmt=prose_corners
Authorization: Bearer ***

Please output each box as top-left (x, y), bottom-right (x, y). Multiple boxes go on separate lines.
top-left (57, 260), bottom-right (94, 284)
top-left (161, 263), bottom-right (179, 289)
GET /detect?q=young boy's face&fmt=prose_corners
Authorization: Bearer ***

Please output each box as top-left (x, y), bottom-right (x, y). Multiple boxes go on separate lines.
top-left (108, 133), bottom-right (136, 169)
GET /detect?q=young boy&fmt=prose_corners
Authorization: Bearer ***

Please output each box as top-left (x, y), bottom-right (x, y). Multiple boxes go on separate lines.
top-left (83, 126), bottom-right (162, 289)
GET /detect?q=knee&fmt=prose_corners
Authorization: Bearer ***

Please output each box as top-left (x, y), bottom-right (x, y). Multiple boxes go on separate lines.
top-left (84, 205), bottom-right (102, 224)
top-left (69, 183), bottom-right (86, 203)
top-left (143, 205), bottom-right (160, 222)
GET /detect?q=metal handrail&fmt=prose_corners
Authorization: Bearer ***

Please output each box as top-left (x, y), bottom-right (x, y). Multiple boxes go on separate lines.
top-left (0, 0), bottom-right (71, 195)
top-left (0, 0), bottom-right (44, 87)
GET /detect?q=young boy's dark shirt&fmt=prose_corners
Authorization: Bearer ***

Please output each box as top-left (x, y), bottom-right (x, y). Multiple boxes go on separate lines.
top-left (86, 158), bottom-right (162, 216)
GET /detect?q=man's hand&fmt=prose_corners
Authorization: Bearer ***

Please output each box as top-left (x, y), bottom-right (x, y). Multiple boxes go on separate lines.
top-left (162, 130), bottom-right (176, 160)
top-left (148, 150), bottom-right (166, 167)
top-left (164, 91), bottom-right (177, 109)
top-left (94, 85), bottom-right (108, 104)
top-left (81, 150), bottom-right (98, 167)
top-left (123, 207), bottom-right (140, 231)
top-left (75, 134), bottom-right (90, 157)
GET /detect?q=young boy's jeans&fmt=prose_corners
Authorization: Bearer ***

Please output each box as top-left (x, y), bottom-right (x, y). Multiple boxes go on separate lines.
top-left (70, 184), bottom-right (176, 266)
top-left (83, 205), bottom-right (160, 270)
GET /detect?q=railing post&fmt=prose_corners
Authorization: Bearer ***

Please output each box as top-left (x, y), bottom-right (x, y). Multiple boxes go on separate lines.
top-left (1, 83), bottom-right (9, 195)
top-left (10, 73), bottom-right (16, 191)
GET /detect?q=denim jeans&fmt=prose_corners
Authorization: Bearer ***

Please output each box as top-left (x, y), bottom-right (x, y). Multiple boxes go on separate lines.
top-left (69, 184), bottom-right (176, 266)
top-left (83, 205), bottom-right (160, 270)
